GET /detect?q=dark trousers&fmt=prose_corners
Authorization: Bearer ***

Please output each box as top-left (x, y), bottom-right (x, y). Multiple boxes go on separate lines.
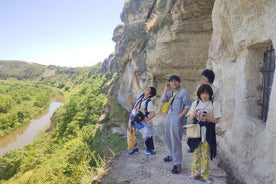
top-left (145, 136), bottom-right (154, 150)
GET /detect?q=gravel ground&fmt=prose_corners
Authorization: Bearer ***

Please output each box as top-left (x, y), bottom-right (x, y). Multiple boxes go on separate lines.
top-left (97, 136), bottom-right (228, 184)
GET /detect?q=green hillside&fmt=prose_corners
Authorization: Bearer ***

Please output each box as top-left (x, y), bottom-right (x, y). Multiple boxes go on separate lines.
top-left (0, 61), bottom-right (128, 183)
top-left (0, 60), bottom-right (47, 80)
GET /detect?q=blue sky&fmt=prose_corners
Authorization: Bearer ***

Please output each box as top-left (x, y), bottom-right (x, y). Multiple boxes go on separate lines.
top-left (0, 0), bottom-right (125, 67)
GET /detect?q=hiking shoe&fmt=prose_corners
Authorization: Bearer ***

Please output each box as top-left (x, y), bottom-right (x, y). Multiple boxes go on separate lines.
top-left (163, 155), bottom-right (172, 162)
top-left (171, 165), bottom-right (181, 174)
top-left (129, 148), bottom-right (139, 155)
top-left (145, 149), bottom-right (156, 155)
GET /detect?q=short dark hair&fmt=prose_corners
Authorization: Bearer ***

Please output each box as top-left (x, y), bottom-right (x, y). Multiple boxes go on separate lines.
top-left (168, 75), bottom-right (180, 82)
top-left (149, 87), bottom-right (156, 98)
top-left (202, 69), bottom-right (215, 83)
top-left (197, 84), bottom-right (213, 101)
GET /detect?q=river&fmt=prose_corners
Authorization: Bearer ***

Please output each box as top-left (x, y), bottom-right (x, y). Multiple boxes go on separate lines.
top-left (0, 102), bottom-right (63, 157)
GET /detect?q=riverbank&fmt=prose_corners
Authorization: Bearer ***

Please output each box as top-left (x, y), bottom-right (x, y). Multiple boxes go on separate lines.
top-left (0, 102), bottom-right (63, 157)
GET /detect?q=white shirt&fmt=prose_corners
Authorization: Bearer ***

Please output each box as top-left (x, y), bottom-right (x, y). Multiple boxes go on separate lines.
top-left (187, 100), bottom-right (221, 119)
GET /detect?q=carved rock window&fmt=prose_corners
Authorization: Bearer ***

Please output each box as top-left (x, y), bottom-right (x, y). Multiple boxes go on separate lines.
top-left (259, 46), bottom-right (275, 122)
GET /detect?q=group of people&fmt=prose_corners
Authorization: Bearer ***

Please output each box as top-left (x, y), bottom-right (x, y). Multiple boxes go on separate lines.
top-left (127, 68), bottom-right (221, 184)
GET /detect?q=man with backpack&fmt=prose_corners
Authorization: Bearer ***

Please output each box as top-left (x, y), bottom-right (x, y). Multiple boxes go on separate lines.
top-left (127, 67), bottom-right (157, 155)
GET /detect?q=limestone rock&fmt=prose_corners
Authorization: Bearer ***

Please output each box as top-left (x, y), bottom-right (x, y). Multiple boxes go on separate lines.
top-left (102, 0), bottom-right (276, 183)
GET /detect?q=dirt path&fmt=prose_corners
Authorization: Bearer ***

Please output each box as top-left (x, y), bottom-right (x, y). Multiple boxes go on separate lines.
top-left (97, 137), bottom-right (228, 184)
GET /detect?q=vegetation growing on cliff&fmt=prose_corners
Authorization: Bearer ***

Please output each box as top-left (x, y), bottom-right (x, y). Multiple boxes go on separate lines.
top-left (0, 61), bottom-right (128, 183)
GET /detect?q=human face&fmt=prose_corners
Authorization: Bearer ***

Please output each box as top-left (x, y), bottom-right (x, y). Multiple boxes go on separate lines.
top-left (169, 80), bottom-right (180, 89)
top-left (144, 88), bottom-right (151, 97)
top-left (200, 91), bottom-right (210, 102)
top-left (202, 75), bottom-right (209, 83)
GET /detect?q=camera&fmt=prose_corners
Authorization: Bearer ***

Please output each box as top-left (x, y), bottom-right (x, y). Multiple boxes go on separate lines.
top-left (202, 111), bottom-right (207, 117)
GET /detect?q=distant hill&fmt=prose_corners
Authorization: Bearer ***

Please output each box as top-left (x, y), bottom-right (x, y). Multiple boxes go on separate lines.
top-left (0, 60), bottom-right (92, 80)
top-left (0, 60), bottom-right (47, 80)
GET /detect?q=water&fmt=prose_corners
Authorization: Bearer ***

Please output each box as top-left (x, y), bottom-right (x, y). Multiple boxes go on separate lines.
top-left (0, 102), bottom-right (63, 157)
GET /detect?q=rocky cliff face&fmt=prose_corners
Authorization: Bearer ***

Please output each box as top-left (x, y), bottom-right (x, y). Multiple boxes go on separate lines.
top-left (209, 1), bottom-right (276, 184)
top-left (103, 0), bottom-right (214, 145)
top-left (106, 0), bottom-right (214, 110)
top-left (103, 0), bottom-right (276, 183)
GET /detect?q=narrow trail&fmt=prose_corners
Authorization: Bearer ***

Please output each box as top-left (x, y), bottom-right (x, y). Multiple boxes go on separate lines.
top-left (98, 136), bottom-right (228, 184)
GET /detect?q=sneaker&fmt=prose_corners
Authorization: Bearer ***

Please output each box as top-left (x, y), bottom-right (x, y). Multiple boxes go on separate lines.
top-left (163, 155), bottom-right (172, 162)
top-left (171, 165), bottom-right (181, 174)
top-left (129, 148), bottom-right (139, 155)
top-left (145, 149), bottom-right (156, 155)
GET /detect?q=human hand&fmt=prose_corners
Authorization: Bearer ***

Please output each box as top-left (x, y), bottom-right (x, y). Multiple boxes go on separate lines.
top-left (165, 83), bottom-right (171, 90)
top-left (133, 67), bottom-right (138, 74)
